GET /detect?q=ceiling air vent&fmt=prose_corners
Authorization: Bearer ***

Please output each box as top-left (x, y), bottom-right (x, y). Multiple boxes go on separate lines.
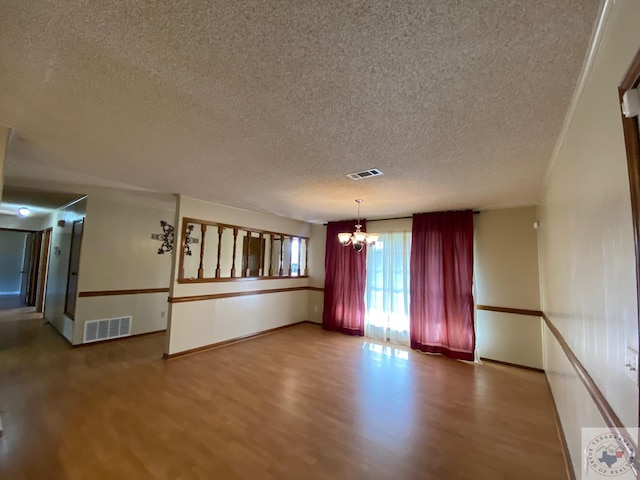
top-left (347, 168), bottom-right (384, 180)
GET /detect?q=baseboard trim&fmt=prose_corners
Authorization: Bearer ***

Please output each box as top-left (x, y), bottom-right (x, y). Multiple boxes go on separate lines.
top-left (542, 312), bottom-right (636, 464)
top-left (163, 320), bottom-right (317, 360)
top-left (74, 329), bottom-right (167, 348)
top-left (479, 357), bottom-right (544, 373)
top-left (545, 373), bottom-right (577, 480)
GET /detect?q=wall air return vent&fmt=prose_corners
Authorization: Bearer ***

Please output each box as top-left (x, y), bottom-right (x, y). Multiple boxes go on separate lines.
top-left (346, 168), bottom-right (384, 180)
top-left (83, 316), bottom-right (132, 343)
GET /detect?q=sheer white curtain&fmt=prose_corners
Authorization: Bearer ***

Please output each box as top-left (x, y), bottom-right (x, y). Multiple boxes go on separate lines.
top-left (365, 232), bottom-right (411, 346)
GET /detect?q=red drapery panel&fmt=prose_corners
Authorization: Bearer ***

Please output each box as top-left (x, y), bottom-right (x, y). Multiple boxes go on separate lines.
top-left (323, 220), bottom-right (367, 336)
top-left (409, 210), bottom-right (475, 360)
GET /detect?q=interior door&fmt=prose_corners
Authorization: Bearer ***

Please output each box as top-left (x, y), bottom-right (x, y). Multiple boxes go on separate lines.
top-left (26, 231), bottom-right (43, 306)
top-left (619, 47), bottom-right (640, 425)
top-left (20, 233), bottom-right (34, 303)
top-left (36, 228), bottom-right (52, 312)
top-left (64, 219), bottom-right (84, 320)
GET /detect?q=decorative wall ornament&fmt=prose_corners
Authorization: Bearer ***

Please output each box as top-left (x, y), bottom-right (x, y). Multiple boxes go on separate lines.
top-left (154, 220), bottom-right (175, 255)
top-left (184, 224), bottom-right (195, 256)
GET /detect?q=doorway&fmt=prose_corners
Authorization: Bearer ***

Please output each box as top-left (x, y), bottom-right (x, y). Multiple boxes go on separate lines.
top-left (0, 229), bottom-right (30, 308)
top-left (0, 227), bottom-right (50, 315)
top-left (24, 231), bottom-right (44, 306)
top-left (19, 232), bottom-right (34, 303)
top-left (64, 218), bottom-right (84, 320)
top-left (619, 47), bottom-right (640, 425)
top-left (36, 228), bottom-right (52, 313)
top-left (364, 232), bottom-right (411, 346)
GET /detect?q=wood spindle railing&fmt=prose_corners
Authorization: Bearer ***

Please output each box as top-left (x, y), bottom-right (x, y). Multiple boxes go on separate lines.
top-left (231, 228), bottom-right (238, 277)
top-left (176, 217), bottom-right (310, 282)
top-left (269, 235), bottom-right (274, 276)
top-left (258, 233), bottom-right (264, 276)
top-left (279, 237), bottom-right (284, 276)
top-left (198, 224), bottom-right (206, 279)
top-left (244, 231), bottom-right (251, 277)
top-left (215, 226), bottom-right (223, 278)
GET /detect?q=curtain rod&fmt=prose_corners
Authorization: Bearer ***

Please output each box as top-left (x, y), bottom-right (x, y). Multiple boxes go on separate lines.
top-left (323, 210), bottom-right (480, 226)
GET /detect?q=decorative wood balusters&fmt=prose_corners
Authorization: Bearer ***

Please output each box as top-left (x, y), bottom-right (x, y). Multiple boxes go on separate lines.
top-left (178, 217), bottom-right (309, 283)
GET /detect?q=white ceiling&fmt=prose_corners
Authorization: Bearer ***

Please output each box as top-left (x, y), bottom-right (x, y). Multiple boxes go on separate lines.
top-left (0, 1), bottom-right (601, 223)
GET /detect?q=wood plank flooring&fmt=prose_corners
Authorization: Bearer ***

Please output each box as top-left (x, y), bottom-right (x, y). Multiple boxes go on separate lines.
top-left (0, 317), bottom-right (567, 480)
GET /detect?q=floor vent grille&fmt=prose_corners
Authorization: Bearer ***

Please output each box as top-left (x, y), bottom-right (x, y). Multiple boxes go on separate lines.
top-left (346, 168), bottom-right (383, 180)
top-left (83, 316), bottom-right (132, 343)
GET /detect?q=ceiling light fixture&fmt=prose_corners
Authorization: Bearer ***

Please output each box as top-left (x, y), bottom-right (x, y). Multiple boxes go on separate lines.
top-left (338, 199), bottom-right (379, 252)
top-left (17, 207), bottom-right (30, 217)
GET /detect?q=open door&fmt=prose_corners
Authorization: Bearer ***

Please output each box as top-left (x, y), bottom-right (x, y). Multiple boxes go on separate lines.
top-left (619, 47), bottom-right (640, 426)
top-left (25, 231), bottom-right (43, 306)
top-left (64, 219), bottom-right (84, 320)
top-left (36, 228), bottom-right (52, 312)
top-left (19, 233), bottom-right (34, 304)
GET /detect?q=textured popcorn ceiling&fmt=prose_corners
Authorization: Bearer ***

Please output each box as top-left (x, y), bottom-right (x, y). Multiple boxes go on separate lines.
top-left (0, 1), bottom-right (601, 222)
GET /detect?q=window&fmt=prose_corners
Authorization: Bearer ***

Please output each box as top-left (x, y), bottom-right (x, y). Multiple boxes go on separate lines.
top-left (364, 232), bottom-right (411, 345)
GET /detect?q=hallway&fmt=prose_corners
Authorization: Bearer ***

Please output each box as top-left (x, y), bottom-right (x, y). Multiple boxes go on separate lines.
top-left (0, 295), bottom-right (27, 310)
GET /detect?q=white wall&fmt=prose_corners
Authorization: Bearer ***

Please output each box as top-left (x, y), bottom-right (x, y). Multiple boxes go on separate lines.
top-left (307, 223), bottom-right (326, 323)
top-left (0, 230), bottom-right (27, 294)
top-left (538, 0), bottom-right (640, 474)
top-left (72, 195), bottom-right (175, 344)
top-left (474, 207), bottom-right (542, 369)
top-left (43, 198), bottom-right (87, 342)
top-left (167, 195), bottom-right (312, 355)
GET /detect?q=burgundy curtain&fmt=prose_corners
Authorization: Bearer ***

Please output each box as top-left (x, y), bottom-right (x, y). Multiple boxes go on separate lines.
top-left (409, 210), bottom-right (475, 360)
top-left (323, 220), bottom-right (367, 336)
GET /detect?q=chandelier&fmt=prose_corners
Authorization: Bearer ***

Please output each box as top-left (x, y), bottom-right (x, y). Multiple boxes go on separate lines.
top-left (338, 199), bottom-right (379, 251)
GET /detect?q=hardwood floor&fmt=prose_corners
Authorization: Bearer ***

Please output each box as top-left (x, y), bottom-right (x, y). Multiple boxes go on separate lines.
top-left (0, 318), bottom-right (567, 480)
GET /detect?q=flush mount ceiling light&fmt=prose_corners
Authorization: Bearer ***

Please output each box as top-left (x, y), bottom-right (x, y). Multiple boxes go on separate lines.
top-left (17, 207), bottom-right (30, 217)
top-left (338, 199), bottom-right (379, 252)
